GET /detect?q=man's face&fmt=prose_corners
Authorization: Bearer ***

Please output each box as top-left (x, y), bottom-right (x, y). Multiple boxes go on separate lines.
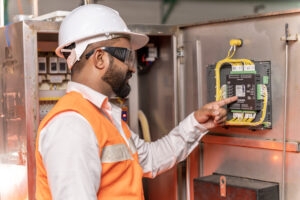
top-left (101, 38), bottom-right (135, 98)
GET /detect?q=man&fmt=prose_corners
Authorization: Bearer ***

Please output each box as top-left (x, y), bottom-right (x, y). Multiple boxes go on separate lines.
top-left (35, 4), bottom-right (237, 200)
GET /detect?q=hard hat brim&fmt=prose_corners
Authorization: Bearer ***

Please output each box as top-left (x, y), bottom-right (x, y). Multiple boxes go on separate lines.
top-left (127, 32), bottom-right (149, 50)
top-left (55, 31), bottom-right (149, 58)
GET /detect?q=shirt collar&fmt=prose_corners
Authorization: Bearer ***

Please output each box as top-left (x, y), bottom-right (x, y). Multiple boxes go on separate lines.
top-left (66, 81), bottom-right (109, 110)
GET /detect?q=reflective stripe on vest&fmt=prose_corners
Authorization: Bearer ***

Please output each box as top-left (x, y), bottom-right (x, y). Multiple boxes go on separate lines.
top-left (102, 143), bottom-right (132, 163)
top-left (101, 136), bottom-right (137, 163)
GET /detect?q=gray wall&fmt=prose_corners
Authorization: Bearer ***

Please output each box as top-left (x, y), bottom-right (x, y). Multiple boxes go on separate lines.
top-left (8, 0), bottom-right (300, 25)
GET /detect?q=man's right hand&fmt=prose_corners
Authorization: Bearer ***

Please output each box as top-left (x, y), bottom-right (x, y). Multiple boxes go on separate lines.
top-left (194, 96), bottom-right (238, 129)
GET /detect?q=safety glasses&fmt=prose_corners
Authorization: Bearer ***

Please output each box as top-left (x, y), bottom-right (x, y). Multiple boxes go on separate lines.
top-left (85, 47), bottom-right (136, 68)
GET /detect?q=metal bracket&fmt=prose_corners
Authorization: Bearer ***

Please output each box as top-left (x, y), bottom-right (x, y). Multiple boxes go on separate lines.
top-left (280, 34), bottom-right (299, 42)
top-left (177, 48), bottom-right (184, 57)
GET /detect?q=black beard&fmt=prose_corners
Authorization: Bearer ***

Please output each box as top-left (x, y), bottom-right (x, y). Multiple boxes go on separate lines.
top-left (102, 55), bottom-right (132, 98)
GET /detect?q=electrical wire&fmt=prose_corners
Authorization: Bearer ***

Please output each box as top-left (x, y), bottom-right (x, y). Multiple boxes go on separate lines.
top-left (215, 44), bottom-right (268, 126)
top-left (215, 58), bottom-right (253, 101)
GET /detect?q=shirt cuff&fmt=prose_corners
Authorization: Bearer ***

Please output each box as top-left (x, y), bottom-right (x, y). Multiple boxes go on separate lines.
top-left (190, 112), bottom-right (208, 133)
top-left (177, 112), bottom-right (208, 143)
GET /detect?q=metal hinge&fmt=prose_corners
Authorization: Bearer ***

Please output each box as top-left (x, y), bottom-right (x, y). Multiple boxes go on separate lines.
top-left (280, 24), bottom-right (298, 42)
top-left (177, 48), bottom-right (184, 57)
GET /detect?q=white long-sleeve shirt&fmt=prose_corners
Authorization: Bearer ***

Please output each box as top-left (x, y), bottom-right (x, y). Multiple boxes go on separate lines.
top-left (39, 81), bottom-right (208, 200)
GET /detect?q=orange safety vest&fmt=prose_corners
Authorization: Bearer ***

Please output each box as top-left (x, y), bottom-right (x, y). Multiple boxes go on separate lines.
top-left (35, 91), bottom-right (144, 200)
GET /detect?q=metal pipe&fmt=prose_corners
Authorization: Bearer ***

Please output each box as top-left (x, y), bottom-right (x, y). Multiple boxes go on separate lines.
top-left (178, 45), bottom-right (189, 200)
top-left (196, 40), bottom-right (203, 111)
top-left (196, 40), bottom-right (204, 180)
top-left (176, 36), bottom-right (189, 200)
top-left (175, 32), bottom-right (189, 200)
top-left (84, 0), bottom-right (93, 5)
top-left (0, 0), bottom-right (4, 27)
top-left (179, 50), bottom-right (189, 200)
top-left (186, 157), bottom-right (190, 200)
top-left (173, 34), bottom-right (180, 200)
top-left (173, 35), bottom-right (178, 126)
top-left (178, 53), bottom-right (185, 122)
top-left (282, 23), bottom-right (289, 200)
top-left (32, 0), bottom-right (38, 17)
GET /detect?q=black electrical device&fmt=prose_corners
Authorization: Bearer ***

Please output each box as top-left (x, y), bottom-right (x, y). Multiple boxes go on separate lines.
top-left (226, 73), bottom-right (261, 111)
top-left (207, 61), bottom-right (272, 129)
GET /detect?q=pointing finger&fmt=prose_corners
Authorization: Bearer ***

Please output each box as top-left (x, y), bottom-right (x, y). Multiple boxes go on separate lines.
top-left (216, 96), bottom-right (238, 107)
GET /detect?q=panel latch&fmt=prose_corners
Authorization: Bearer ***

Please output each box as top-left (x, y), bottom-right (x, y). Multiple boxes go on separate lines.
top-left (220, 176), bottom-right (226, 198)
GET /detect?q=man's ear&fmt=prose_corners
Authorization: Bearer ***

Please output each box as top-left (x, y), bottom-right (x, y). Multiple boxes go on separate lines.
top-left (93, 49), bottom-right (106, 70)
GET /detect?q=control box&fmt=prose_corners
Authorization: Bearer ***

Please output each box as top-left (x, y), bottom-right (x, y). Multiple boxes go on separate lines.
top-left (207, 61), bottom-right (272, 129)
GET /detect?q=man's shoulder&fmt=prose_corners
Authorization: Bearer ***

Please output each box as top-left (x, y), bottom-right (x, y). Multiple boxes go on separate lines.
top-left (41, 111), bottom-right (91, 132)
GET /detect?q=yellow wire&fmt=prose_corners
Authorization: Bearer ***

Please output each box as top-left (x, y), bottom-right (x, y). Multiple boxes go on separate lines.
top-left (227, 46), bottom-right (236, 59)
top-left (215, 58), bottom-right (254, 101)
top-left (219, 88), bottom-right (223, 100)
top-left (229, 118), bottom-right (237, 122)
top-left (215, 44), bottom-right (267, 126)
top-left (247, 118), bottom-right (253, 122)
top-left (220, 85), bottom-right (226, 100)
top-left (227, 46), bottom-right (233, 58)
top-left (228, 50), bottom-right (235, 59)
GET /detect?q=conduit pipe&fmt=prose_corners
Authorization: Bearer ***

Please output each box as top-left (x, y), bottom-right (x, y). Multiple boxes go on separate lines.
top-left (31, 0), bottom-right (38, 17)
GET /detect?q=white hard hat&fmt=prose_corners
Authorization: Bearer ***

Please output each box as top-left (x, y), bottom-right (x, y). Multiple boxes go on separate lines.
top-left (55, 4), bottom-right (149, 68)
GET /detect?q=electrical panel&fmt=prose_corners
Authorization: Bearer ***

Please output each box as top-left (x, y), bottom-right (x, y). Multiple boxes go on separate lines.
top-left (37, 33), bottom-right (130, 123)
top-left (207, 61), bottom-right (272, 129)
top-left (37, 35), bottom-right (71, 121)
